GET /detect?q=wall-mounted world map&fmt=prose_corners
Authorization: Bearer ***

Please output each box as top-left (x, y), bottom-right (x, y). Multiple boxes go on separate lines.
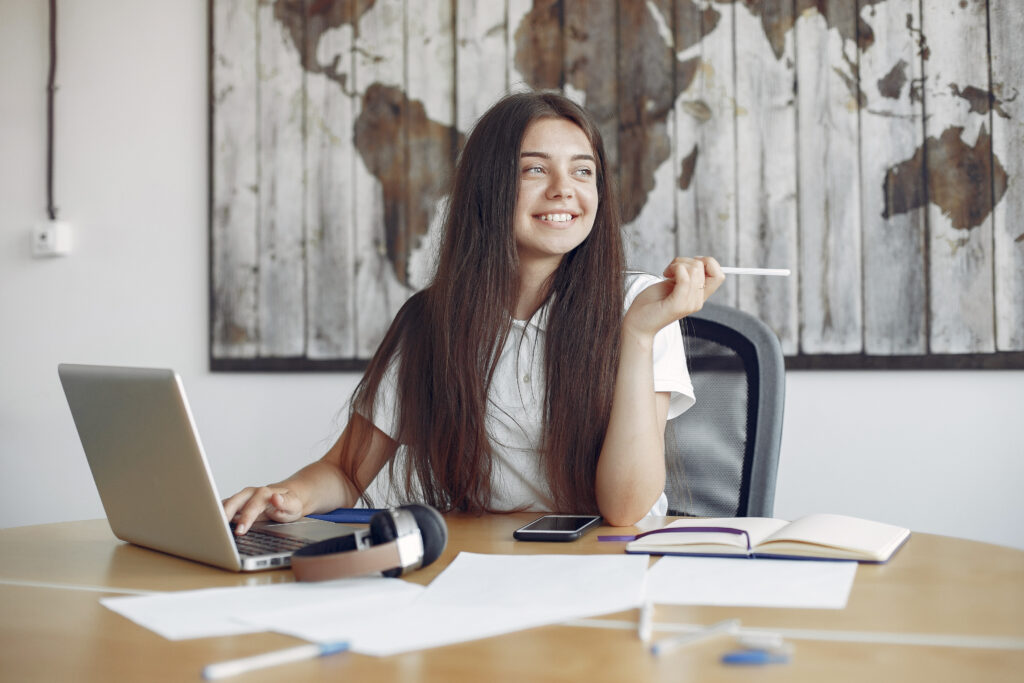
top-left (211, 0), bottom-right (1023, 369)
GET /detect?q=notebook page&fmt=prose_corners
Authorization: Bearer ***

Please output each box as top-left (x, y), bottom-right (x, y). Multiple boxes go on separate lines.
top-left (760, 513), bottom-right (910, 554)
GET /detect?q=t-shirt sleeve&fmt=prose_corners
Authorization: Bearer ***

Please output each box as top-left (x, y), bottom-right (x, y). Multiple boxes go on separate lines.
top-left (624, 272), bottom-right (696, 420)
top-left (653, 315), bottom-right (694, 419)
top-left (360, 355), bottom-right (402, 442)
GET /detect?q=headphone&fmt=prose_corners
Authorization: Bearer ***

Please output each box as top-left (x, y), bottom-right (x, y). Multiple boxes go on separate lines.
top-left (290, 504), bottom-right (448, 582)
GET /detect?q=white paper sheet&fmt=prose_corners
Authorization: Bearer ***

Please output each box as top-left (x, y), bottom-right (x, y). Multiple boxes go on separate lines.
top-left (100, 577), bottom-right (423, 640)
top-left (242, 552), bottom-right (650, 656)
top-left (645, 555), bottom-right (857, 609)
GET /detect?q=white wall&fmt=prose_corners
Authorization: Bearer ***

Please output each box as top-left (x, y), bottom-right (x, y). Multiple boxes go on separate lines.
top-left (2, 0), bottom-right (1022, 550)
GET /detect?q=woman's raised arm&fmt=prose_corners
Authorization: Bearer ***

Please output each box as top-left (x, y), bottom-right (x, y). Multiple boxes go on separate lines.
top-left (594, 257), bottom-right (724, 525)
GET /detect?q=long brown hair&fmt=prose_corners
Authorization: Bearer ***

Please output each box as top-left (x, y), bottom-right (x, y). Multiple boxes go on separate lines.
top-left (345, 90), bottom-right (625, 513)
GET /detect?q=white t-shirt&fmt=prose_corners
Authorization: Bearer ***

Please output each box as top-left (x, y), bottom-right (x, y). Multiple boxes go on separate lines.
top-left (365, 272), bottom-right (695, 516)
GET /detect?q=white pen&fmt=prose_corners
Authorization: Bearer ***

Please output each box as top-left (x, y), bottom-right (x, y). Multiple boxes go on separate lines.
top-left (720, 267), bottom-right (791, 277)
top-left (650, 618), bottom-right (740, 657)
top-left (637, 600), bottom-right (654, 643)
top-left (202, 642), bottom-right (348, 680)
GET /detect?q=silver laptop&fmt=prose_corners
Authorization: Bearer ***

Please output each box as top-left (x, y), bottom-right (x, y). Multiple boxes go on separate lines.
top-left (58, 363), bottom-right (349, 571)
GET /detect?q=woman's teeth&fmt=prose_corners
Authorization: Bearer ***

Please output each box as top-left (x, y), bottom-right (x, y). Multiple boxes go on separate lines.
top-left (537, 213), bottom-right (573, 222)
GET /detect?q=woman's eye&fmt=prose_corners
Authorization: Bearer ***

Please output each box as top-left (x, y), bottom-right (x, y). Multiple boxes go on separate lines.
top-left (574, 167), bottom-right (594, 177)
top-left (522, 165), bottom-right (544, 174)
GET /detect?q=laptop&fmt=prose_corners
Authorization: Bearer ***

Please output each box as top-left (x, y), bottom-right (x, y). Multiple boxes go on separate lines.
top-left (57, 363), bottom-right (351, 571)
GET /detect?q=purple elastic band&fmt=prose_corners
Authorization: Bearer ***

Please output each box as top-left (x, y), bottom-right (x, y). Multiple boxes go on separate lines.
top-left (598, 526), bottom-right (752, 552)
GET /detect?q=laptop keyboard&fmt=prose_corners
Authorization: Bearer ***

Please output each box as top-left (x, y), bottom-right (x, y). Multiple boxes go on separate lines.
top-left (233, 529), bottom-right (308, 557)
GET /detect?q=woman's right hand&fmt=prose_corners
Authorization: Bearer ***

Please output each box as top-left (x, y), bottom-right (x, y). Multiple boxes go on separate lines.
top-left (221, 415), bottom-right (396, 535)
top-left (222, 485), bottom-right (306, 535)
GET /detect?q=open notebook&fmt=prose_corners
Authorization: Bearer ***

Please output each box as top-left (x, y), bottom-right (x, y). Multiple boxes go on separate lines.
top-left (614, 513), bottom-right (910, 563)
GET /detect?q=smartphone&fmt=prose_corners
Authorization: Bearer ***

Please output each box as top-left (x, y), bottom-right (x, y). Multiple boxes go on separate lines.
top-left (512, 514), bottom-right (603, 542)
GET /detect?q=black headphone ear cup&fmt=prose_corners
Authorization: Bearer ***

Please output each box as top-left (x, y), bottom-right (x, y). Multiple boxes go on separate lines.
top-left (368, 509), bottom-right (398, 546)
top-left (399, 503), bottom-right (448, 567)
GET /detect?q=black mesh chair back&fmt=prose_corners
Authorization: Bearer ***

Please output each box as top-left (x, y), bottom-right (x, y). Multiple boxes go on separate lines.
top-left (664, 303), bottom-right (785, 518)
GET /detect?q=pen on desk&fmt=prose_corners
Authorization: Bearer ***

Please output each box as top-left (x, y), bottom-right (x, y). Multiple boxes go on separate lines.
top-left (637, 601), bottom-right (653, 643)
top-left (736, 631), bottom-right (787, 651)
top-left (720, 267), bottom-right (792, 277)
top-left (721, 648), bottom-right (791, 666)
top-left (202, 642), bottom-right (348, 680)
top-left (650, 618), bottom-right (740, 657)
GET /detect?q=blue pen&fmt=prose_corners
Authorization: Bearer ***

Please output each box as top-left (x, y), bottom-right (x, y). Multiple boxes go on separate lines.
top-left (721, 648), bottom-right (791, 666)
top-left (202, 642), bottom-right (348, 679)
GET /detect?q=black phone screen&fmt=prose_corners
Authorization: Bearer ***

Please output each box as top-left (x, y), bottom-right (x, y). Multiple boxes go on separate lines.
top-left (522, 515), bottom-right (600, 532)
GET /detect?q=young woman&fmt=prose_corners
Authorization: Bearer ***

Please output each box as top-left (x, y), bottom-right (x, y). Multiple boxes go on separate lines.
top-left (224, 91), bottom-right (724, 529)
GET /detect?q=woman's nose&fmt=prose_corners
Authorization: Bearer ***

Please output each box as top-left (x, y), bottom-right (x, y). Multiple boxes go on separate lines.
top-left (546, 170), bottom-right (574, 199)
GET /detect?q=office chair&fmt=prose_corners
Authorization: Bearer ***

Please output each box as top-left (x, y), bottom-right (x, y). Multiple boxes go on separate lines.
top-left (664, 303), bottom-right (785, 518)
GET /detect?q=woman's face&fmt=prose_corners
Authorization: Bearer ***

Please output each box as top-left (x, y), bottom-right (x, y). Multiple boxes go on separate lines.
top-left (513, 117), bottom-right (599, 270)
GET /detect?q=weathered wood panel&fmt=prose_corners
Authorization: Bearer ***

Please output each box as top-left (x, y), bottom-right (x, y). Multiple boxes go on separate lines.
top-left (795, 1), bottom-right (864, 354)
top-left (455, 0), bottom-right (508, 133)
top-left (563, 0), bottom-right (619, 178)
top-left (990, 0), bottom-right (1024, 351)
top-left (732, 0), bottom-right (799, 354)
top-left (678, 0), bottom-right (737, 306)
top-left (405, 0), bottom-right (457, 290)
top-left (922, 0), bottom-right (996, 354)
top-left (671, 0), bottom-right (703, 272)
top-left (860, 0), bottom-right (927, 355)
top-left (302, 4), bottom-right (356, 359)
top-left (508, 0), bottom-right (550, 93)
top-left (211, 0), bottom-right (259, 359)
top-left (257, 2), bottom-right (306, 357)
top-left (352, 0), bottom-right (411, 358)
top-left (619, 0), bottom-right (677, 273)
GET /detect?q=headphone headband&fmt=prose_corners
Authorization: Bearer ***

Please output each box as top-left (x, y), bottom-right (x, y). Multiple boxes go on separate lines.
top-left (290, 505), bottom-right (445, 582)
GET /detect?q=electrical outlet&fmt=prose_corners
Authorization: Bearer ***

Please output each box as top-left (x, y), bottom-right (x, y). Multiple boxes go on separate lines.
top-left (32, 221), bottom-right (73, 257)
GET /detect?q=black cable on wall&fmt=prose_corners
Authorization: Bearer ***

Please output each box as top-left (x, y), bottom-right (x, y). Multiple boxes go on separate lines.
top-left (46, 0), bottom-right (57, 221)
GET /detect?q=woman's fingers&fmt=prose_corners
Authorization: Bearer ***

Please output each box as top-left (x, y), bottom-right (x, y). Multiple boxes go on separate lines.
top-left (221, 487), bottom-right (258, 521)
top-left (265, 492), bottom-right (304, 522)
top-left (659, 258), bottom-right (705, 311)
top-left (698, 256), bottom-right (725, 299)
top-left (662, 257), bottom-right (726, 300)
top-left (222, 486), bottom-right (296, 535)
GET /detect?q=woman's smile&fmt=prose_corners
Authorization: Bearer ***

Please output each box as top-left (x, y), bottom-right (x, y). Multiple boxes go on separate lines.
top-left (533, 212), bottom-right (579, 225)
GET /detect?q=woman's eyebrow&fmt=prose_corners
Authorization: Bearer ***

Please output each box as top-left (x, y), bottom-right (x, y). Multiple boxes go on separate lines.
top-left (520, 151), bottom-right (596, 162)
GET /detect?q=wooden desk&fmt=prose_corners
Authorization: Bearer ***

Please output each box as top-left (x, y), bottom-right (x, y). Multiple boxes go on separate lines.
top-left (2, 514), bottom-right (1022, 682)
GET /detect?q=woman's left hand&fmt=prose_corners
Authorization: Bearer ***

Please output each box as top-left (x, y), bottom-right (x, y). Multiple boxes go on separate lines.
top-left (623, 256), bottom-right (725, 338)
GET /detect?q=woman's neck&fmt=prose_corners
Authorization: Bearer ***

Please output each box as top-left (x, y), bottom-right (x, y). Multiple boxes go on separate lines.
top-left (514, 257), bottom-right (560, 321)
